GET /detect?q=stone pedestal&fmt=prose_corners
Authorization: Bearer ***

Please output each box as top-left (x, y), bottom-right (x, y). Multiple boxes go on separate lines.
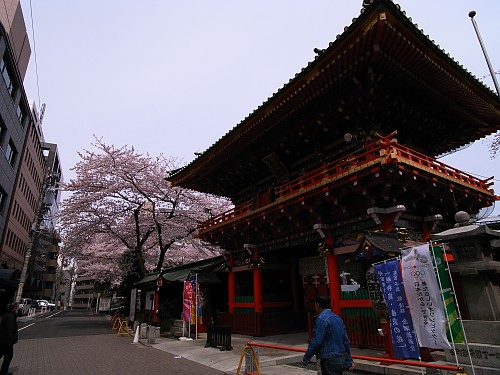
top-left (444, 320), bottom-right (500, 375)
top-left (431, 212), bottom-right (500, 321)
top-left (431, 212), bottom-right (500, 374)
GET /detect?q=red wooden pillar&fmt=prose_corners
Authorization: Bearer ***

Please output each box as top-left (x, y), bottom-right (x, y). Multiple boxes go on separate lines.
top-left (380, 319), bottom-right (395, 359)
top-left (290, 257), bottom-right (299, 312)
top-left (248, 245), bottom-right (263, 313)
top-left (422, 214), bottom-right (442, 241)
top-left (367, 205), bottom-right (405, 232)
top-left (153, 286), bottom-right (160, 324)
top-left (326, 253), bottom-right (341, 315)
top-left (227, 254), bottom-right (235, 313)
top-left (314, 224), bottom-right (341, 315)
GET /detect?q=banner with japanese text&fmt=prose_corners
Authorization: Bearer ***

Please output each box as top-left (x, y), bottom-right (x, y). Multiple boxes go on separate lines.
top-left (431, 245), bottom-right (464, 343)
top-left (401, 244), bottom-right (451, 349)
top-left (182, 281), bottom-right (193, 322)
top-left (374, 259), bottom-right (420, 359)
top-left (187, 274), bottom-right (203, 323)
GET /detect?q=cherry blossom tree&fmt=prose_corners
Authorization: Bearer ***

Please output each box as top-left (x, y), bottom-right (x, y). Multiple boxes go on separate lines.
top-left (58, 139), bottom-right (231, 285)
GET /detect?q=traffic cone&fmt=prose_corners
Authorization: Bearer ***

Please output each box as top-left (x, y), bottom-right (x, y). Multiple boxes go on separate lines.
top-left (131, 326), bottom-right (140, 344)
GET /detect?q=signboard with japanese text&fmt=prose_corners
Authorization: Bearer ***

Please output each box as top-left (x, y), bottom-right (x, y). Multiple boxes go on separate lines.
top-left (129, 288), bottom-right (136, 322)
top-left (431, 245), bottom-right (464, 343)
top-left (145, 291), bottom-right (155, 310)
top-left (374, 259), bottom-right (420, 359)
top-left (401, 244), bottom-right (451, 349)
top-left (187, 274), bottom-right (202, 323)
top-left (366, 266), bottom-right (388, 319)
top-left (182, 281), bottom-right (193, 322)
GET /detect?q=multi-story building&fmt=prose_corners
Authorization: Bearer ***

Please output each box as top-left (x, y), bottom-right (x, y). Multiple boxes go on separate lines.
top-left (54, 268), bottom-right (74, 310)
top-left (0, 18), bottom-right (34, 271)
top-left (33, 141), bottom-right (62, 301)
top-left (72, 275), bottom-right (97, 310)
top-left (0, 0), bottom-right (63, 305)
top-left (0, 0), bottom-right (30, 81)
top-left (12, 109), bottom-right (63, 301)
top-left (0, 2), bottom-right (35, 310)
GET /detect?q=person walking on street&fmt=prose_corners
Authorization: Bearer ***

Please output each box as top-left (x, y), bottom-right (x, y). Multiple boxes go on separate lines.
top-left (0, 303), bottom-right (18, 375)
top-left (302, 295), bottom-right (355, 375)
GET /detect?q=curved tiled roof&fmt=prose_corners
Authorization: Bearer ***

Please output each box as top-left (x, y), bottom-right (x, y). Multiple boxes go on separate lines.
top-left (170, 0), bottom-right (500, 198)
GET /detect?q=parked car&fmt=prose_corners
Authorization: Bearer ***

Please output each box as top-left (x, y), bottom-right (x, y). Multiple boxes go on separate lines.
top-left (18, 298), bottom-right (32, 316)
top-left (110, 297), bottom-right (127, 313)
top-left (38, 300), bottom-right (56, 310)
top-left (31, 300), bottom-right (46, 310)
top-left (31, 300), bottom-right (56, 311)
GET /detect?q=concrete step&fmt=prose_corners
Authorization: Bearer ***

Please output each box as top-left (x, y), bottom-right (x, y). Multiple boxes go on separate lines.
top-left (172, 319), bottom-right (184, 328)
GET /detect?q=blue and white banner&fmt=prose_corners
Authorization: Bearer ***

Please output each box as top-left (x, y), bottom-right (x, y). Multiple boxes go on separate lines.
top-left (401, 244), bottom-right (451, 349)
top-left (374, 259), bottom-right (420, 359)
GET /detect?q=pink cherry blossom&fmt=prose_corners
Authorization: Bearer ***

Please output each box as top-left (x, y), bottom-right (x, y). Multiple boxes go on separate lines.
top-left (58, 138), bottom-right (231, 284)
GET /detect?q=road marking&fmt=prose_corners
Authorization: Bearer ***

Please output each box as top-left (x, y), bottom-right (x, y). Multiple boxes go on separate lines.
top-left (45, 311), bottom-right (62, 319)
top-left (18, 323), bottom-right (35, 331)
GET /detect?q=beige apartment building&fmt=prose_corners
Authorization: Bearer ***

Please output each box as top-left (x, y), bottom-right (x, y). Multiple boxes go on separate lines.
top-left (72, 276), bottom-right (97, 310)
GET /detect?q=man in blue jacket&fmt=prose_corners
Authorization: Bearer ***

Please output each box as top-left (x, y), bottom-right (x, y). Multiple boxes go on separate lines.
top-left (302, 295), bottom-right (354, 375)
top-left (0, 303), bottom-right (18, 375)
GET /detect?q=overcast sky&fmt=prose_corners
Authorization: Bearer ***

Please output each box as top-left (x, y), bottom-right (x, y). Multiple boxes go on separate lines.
top-left (19, 0), bottom-right (500, 216)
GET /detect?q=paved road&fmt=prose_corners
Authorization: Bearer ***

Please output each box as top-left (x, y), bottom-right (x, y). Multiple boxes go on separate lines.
top-left (13, 310), bottom-right (224, 375)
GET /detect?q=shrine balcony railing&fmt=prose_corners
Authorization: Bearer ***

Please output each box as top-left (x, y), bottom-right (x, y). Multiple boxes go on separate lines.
top-left (198, 199), bottom-right (254, 231)
top-left (274, 134), bottom-right (494, 200)
top-left (199, 134), bottom-right (494, 231)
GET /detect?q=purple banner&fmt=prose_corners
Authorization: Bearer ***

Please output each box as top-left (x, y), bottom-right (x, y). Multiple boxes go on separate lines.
top-left (374, 259), bottom-right (420, 359)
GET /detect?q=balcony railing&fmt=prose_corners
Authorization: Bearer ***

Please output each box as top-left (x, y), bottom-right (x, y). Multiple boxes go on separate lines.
top-left (200, 134), bottom-right (494, 232)
top-left (274, 136), bottom-right (493, 200)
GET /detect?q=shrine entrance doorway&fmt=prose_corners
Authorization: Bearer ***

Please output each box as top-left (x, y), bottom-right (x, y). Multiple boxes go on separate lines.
top-left (299, 256), bottom-right (329, 340)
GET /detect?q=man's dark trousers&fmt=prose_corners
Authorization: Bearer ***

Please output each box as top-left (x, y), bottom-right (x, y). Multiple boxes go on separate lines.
top-left (0, 344), bottom-right (13, 375)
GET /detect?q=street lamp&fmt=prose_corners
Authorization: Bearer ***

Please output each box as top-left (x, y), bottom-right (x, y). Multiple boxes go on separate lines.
top-left (468, 10), bottom-right (500, 96)
top-left (14, 173), bottom-right (58, 303)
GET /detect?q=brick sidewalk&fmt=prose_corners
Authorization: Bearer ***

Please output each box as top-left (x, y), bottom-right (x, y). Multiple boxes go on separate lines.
top-left (13, 325), bottom-right (223, 374)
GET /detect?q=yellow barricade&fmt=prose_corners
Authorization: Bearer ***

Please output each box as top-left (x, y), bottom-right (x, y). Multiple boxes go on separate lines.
top-left (111, 316), bottom-right (121, 330)
top-left (236, 344), bottom-right (260, 375)
top-left (116, 319), bottom-right (132, 336)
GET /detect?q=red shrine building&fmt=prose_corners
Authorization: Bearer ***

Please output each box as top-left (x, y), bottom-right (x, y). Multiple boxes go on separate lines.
top-left (169, 0), bottom-right (500, 347)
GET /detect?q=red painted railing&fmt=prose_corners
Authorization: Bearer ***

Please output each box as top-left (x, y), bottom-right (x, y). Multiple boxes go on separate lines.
top-left (388, 142), bottom-right (494, 190)
top-left (244, 342), bottom-right (464, 373)
top-left (199, 199), bottom-right (253, 231)
top-left (200, 135), bottom-right (494, 232)
top-left (274, 136), bottom-right (493, 200)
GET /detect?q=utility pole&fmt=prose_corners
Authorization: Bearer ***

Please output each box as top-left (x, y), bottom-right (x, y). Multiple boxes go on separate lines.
top-left (14, 173), bottom-right (57, 303)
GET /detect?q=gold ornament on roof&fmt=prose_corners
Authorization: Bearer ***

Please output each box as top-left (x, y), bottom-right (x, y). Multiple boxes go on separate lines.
top-left (318, 242), bottom-right (332, 257)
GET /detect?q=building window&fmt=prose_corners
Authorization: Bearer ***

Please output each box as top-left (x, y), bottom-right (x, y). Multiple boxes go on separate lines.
top-left (5, 139), bottom-right (17, 166)
top-left (0, 57), bottom-right (14, 95)
top-left (0, 119), bottom-right (5, 146)
top-left (0, 186), bottom-right (6, 213)
top-left (16, 104), bottom-right (24, 125)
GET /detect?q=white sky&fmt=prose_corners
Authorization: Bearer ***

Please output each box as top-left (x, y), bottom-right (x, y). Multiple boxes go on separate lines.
top-left (19, 0), bottom-right (500, 216)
